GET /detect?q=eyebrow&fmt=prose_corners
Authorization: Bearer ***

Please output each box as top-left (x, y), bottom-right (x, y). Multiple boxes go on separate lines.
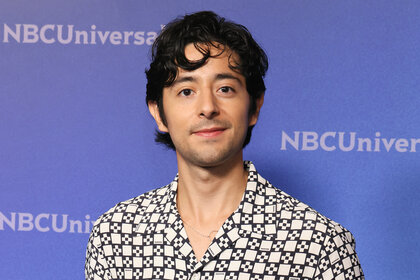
top-left (171, 76), bottom-right (195, 87)
top-left (215, 73), bottom-right (244, 85)
top-left (171, 72), bottom-right (244, 87)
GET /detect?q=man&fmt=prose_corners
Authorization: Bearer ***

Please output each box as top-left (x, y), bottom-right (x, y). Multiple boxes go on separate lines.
top-left (85, 11), bottom-right (364, 280)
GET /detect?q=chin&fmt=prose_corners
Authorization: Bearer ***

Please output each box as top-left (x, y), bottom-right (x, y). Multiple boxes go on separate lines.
top-left (191, 149), bottom-right (241, 168)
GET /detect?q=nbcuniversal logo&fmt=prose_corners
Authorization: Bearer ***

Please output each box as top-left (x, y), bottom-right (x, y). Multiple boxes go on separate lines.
top-left (280, 131), bottom-right (420, 152)
top-left (0, 211), bottom-right (95, 234)
top-left (1, 23), bottom-right (162, 46)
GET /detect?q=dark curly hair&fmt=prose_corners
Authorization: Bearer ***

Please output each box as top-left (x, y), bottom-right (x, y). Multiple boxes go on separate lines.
top-left (145, 11), bottom-right (268, 150)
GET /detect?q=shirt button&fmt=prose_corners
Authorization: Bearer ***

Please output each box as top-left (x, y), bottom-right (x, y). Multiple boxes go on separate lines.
top-left (191, 273), bottom-right (199, 280)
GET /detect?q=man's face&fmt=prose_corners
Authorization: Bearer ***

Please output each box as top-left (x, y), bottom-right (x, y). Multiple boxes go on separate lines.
top-left (149, 44), bottom-right (263, 168)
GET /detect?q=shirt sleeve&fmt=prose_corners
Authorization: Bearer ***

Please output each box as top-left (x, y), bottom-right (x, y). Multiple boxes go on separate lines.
top-left (85, 224), bottom-right (111, 280)
top-left (314, 224), bottom-right (364, 280)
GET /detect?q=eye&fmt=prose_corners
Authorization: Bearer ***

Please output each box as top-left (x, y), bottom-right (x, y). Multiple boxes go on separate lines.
top-left (179, 89), bottom-right (193, 97)
top-left (219, 86), bottom-right (235, 94)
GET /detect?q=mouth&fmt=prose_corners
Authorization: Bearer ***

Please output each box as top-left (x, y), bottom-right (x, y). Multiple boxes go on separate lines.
top-left (193, 127), bottom-right (226, 138)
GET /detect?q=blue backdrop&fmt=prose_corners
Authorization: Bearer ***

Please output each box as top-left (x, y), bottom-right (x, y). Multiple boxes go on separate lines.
top-left (1, 1), bottom-right (419, 279)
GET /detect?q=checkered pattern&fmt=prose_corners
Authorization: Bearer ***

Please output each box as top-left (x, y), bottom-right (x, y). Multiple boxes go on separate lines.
top-left (85, 161), bottom-right (364, 279)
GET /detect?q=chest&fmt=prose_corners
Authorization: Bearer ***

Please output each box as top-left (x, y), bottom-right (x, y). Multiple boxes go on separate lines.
top-left (103, 233), bottom-right (320, 279)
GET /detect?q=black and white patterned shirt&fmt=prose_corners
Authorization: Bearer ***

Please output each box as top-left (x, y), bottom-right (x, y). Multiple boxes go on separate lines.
top-left (85, 161), bottom-right (364, 279)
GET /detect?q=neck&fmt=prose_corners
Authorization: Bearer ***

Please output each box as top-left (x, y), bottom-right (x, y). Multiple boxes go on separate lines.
top-left (176, 153), bottom-right (248, 228)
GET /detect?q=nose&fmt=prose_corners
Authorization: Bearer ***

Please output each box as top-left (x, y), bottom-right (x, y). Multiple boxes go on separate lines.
top-left (198, 90), bottom-right (219, 119)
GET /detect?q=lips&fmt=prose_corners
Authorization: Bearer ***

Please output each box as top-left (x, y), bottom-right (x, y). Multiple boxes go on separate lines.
top-left (193, 127), bottom-right (226, 137)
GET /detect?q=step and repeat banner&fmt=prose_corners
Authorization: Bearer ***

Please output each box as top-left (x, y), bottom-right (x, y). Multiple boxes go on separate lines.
top-left (1, 1), bottom-right (419, 279)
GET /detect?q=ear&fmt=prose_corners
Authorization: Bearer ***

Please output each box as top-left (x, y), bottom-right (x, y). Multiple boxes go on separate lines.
top-left (249, 93), bottom-right (264, 126)
top-left (148, 101), bottom-right (169, 132)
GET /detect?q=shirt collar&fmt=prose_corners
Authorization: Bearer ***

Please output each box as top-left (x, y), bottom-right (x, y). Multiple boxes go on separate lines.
top-left (135, 161), bottom-right (277, 235)
top-left (164, 161), bottom-right (277, 236)
top-left (135, 161), bottom-right (278, 270)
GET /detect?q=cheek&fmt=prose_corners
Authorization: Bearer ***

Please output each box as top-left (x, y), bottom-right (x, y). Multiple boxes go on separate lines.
top-left (230, 106), bottom-right (252, 133)
top-left (238, 100), bottom-right (252, 125)
top-left (163, 106), bottom-right (189, 135)
top-left (161, 97), bottom-right (177, 128)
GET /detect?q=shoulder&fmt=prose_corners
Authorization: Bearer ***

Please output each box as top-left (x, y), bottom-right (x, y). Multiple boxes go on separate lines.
top-left (263, 177), bottom-right (356, 246)
top-left (90, 184), bottom-right (171, 238)
top-left (250, 178), bottom-right (363, 277)
top-left (261, 179), bottom-right (362, 269)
